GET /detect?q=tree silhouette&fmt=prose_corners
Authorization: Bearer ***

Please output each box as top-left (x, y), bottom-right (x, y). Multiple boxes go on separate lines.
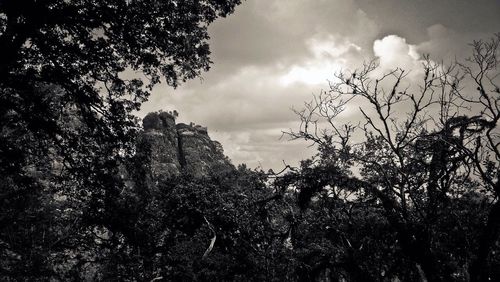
top-left (284, 35), bottom-right (500, 281)
top-left (0, 1), bottom-right (242, 279)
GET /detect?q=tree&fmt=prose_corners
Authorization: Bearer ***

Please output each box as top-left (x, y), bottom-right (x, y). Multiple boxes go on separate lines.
top-left (0, 1), bottom-right (242, 279)
top-left (0, 0), bottom-right (242, 173)
top-left (284, 35), bottom-right (500, 281)
top-left (85, 161), bottom-right (294, 281)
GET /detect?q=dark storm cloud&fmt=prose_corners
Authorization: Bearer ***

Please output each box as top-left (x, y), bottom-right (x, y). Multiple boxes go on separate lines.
top-left (208, 2), bottom-right (309, 68)
top-left (355, 0), bottom-right (500, 42)
top-left (206, 0), bottom-right (379, 71)
top-left (140, 0), bottom-right (500, 170)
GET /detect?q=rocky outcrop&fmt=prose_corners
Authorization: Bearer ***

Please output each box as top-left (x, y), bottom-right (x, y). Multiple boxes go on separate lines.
top-left (138, 111), bottom-right (232, 179)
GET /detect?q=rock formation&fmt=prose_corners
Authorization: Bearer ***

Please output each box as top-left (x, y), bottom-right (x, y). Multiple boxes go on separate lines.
top-left (138, 111), bottom-right (232, 179)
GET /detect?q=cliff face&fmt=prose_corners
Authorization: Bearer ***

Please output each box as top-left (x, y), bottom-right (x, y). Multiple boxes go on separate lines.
top-left (138, 111), bottom-right (232, 179)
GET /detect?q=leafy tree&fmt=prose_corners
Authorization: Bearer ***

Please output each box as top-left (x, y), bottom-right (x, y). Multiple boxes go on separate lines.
top-left (89, 162), bottom-right (294, 281)
top-left (0, 1), bottom-right (242, 279)
top-left (0, 0), bottom-right (242, 179)
top-left (284, 35), bottom-right (500, 281)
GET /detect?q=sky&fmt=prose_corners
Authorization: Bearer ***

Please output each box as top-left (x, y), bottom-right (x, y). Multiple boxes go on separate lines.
top-left (139, 0), bottom-right (500, 171)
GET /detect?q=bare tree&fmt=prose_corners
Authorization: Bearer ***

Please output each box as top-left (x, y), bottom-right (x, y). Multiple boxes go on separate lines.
top-left (285, 34), bottom-right (500, 282)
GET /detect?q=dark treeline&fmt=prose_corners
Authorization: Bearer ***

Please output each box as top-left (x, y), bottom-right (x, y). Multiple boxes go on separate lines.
top-left (0, 1), bottom-right (499, 281)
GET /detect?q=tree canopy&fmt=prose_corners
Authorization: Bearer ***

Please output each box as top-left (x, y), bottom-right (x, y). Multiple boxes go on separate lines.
top-left (0, 1), bottom-right (242, 280)
top-left (0, 0), bottom-right (242, 162)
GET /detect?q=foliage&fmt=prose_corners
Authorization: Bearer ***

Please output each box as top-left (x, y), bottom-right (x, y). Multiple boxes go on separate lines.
top-left (1, 3), bottom-right (498, 280)
top-left (67, 164), bottom-right (295, 281)
top-left (0, 1), bottom-right (242, 280)
top-left (283, 35), bottom-right (500, 281)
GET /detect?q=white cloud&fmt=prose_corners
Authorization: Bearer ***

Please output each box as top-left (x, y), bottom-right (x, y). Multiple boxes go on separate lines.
top-left (281, 34), bottom-right (363, 86)
top-left (373, 35), bottom-right (421, 71)
top-left (138, 0), bottom-right (496, 170)
top-left (308, 35), bottom-right (362, 58)
top-left (280, 62), bottom-right (341, 86)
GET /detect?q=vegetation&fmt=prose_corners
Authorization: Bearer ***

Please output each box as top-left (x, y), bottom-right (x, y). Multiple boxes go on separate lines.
top-left (0, 0), bottom-right (243, 280)
top-left (0, 1), bottom-right (499, 280)
top-left (282, 34), bottom-right (500, 281)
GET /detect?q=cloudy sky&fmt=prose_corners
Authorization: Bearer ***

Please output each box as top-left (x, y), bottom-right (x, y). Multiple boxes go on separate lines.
top-left (139, 0), bottom-right (500, 170)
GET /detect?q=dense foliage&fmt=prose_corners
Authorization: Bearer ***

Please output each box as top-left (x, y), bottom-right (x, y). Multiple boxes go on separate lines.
top-left (0, 1), bottom-right (242, 280)
top-left (0, 1), bottom-right (498, 281)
